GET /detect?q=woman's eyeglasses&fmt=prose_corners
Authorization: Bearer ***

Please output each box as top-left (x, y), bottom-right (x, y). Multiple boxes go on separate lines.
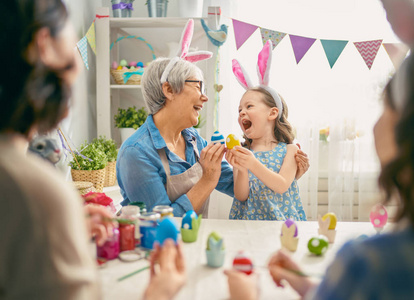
top-left (185, 80), bottom-right (206, 95)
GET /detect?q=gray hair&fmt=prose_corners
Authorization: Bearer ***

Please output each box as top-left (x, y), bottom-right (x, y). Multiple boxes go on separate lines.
top-left (141, 57), bottom-right (204, 114)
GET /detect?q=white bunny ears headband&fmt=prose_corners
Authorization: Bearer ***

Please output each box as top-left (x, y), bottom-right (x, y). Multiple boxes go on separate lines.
top-left (160, 19), bottom-right (213, 84)
top-left (232, 40), bottom-right (283, 117)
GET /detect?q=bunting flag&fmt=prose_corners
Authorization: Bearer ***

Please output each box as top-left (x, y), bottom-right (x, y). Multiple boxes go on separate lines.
top-left (320, 40), bottom-right (348, 68)
top-left (76, 36), bottom-right (89, 70)
top-left (85, 21), bottom-right (96, 55)
top-left (382, 43), bottom-right (409, 69)
top-left (353, 40), bottom-right (382, 70)
top-left (232, 19), bottom-right (258, 50)
top-left (260, 28), bottom-right (286, 50)
top-left (289, 35), bottom-right (317, 64)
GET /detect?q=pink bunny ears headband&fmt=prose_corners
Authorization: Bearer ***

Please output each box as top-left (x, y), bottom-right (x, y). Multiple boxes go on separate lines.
top-left (160, 19), bottom-right (213, 84)
top-left (232, 40), bottom-right (283, 117)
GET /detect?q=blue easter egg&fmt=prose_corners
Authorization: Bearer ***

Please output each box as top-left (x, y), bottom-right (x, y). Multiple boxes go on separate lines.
top-left (155, 217), bottom-right (179, 245)
top-left (182, 210), bottom-right (197, 229)
top-left (137, 61), bottom-right (144, 68)
top-left (211, 131), bottom-right (225, 144)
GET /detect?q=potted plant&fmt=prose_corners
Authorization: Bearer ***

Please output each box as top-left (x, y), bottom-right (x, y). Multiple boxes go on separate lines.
top-left (92, 136), bottom-right (118, 187)
top-left (70, 141), bottom-right (108, 192)
top-left (114, 106), bottom-right (148, 143)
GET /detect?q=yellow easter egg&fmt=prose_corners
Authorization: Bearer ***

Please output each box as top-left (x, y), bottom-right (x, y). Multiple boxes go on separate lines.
top-left (116, 66), bottom-right (123, 70)
top-left (322, 213), bottom-right (337, 230)
top-left (226, 134), bottom-right (241, 150)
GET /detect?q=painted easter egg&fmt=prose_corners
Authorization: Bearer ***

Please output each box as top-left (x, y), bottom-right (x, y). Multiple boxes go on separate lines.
top-left (129, 66), bottom-right (136, 70)
top-left (322, 212), bottom-right (337, 230)
top-left (116, 66), bottom-right (123, 70)
top-left (307, 235), bottom-right (329, 256)
top-left (182, 210), bottom-right (197, 229)
top-left (155, 217), bottom-right (179, 245)
top-left (370, 204), bottom-right (388, 228)
top-left (206, 231), bottom-right (224, 250)
top-left (129, 61), bottom-right (137, 67)
top-left (281, 218), bottom-right (298, 237)
top-left (119, 59), bottom-right (128, 67)
top-left (233, 251), bottom-right (253, 275)
top-left (211, 131), bottom-right (225, 144)
top-left (226, 134), bottom-right (241, 150)
top-left (137, 61), bottom-right (144, 68)
top-left (111, 61), bottom-right (118, 69)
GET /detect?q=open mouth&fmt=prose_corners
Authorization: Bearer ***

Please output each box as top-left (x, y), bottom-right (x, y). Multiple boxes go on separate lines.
top-left (242, 119), bottom-right (252, 131)
top-left (194, 105), bottom-right (203, 112)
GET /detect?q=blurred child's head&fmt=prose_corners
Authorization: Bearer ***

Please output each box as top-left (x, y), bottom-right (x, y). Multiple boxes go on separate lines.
top-left (239, 87), bottom-right (294, 148)
top-left (378, 54), bottom-right (414, 226)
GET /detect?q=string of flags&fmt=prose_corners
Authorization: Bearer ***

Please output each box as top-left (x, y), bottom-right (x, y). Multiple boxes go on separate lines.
top-left (232, 18), bottom-right (409, 70)
top-left (75, 15), bottom-right (103, 70)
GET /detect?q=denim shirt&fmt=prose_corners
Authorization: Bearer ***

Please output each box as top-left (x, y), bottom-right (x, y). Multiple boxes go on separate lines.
top-left (116, 115), bottom-right (234, 217)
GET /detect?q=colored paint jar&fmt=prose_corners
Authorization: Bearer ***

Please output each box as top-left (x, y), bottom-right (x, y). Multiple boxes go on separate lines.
top-left (120, 206), bottom-right (141, 246)
top-left (139, 212), bottom-right (160, 249)
top-left (119, 222), bottom-right (136, 251)
top-left (153, 205), bottom-right (174, 218)
top-left (129, 201), bottom-right (147, 213)
top-left (97, 227), bottom-right (120, 260)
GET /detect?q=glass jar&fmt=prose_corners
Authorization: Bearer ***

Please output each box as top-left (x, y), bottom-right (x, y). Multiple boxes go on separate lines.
top-left (119, 206), bottom-right (140, 246)
top-left (129, 201), bottom-right (147, 213)
top-left (153, 205), bottom-right (174, 218)
top-left (97, 227), bottom-right (120, 260)
top-left (119, 222), bottom-right (135, 251)
top-left (139, 212), bottom-right (161, 249)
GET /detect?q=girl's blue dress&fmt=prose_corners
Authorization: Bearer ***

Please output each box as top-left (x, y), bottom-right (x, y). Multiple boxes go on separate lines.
top-left (229, 142), bottom-right (307, 221)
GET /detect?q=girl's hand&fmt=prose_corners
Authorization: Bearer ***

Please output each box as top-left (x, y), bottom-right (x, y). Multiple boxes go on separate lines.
top-left (295, 144), bottom-right (310, 180)
top-left (84, 204), bottom-right (115, 247)
top-left (268, 250), bottom-right (314, 297)
top-left (199, 143), bottom-right (226, 184)
top-left (144, 239), bottom-right (186, 300)
top-left (230, 146), bottom-right (257, 171)
top-left (225, 148), bottom-right (247, 172)
top-left (224, 269), bottom-right (259, 300)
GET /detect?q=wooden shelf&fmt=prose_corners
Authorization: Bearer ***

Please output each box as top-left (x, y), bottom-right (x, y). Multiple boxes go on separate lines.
top-left (109, 17), bottom-right (203, 29)
top-left (110, 84), bottom-right (141, 89)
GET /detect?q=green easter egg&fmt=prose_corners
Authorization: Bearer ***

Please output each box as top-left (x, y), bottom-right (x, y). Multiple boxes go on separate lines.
top-left (307, 235), bottom-right (329, 255)
top-left (119, 59), bottom-right (128, 67)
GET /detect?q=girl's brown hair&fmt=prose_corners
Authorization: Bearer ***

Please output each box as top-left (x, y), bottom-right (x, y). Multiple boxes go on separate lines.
top-left (242, 87), bottom-right (294, 149)
top-left (378, 54), bottom-right (414, 227)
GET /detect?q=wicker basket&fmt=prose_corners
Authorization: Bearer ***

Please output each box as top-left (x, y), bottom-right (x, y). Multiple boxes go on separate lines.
top-left (110, 36), bottom-right (156, 85)
top-left (72, 181), bottom-right (95, 195)
top-left (71, 168), bottom-right (106, 193)
top-left (104, 161), bottom-right (117, 187)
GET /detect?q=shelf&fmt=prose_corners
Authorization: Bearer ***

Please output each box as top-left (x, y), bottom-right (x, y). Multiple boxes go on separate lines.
top-left (109, 17), bottom-right (203, 29)
top-left (110, 84), bottom-right (142, 89)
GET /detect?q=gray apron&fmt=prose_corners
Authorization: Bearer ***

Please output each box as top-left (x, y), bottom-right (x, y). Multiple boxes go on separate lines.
top-left (157, 140), bottom-right (209, 217)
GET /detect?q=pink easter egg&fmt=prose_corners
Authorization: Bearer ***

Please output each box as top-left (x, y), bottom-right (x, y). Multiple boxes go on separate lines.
top-left (281, 218), bottom-right (298, 237)
top-left (122, 66), bottom-right (128, 70)
top-left (111, 61), bottom-right (118, 69)
top-left (369, 204), bottom-right (388, 228)
top-left (128, 61), bottom-right (137, 67)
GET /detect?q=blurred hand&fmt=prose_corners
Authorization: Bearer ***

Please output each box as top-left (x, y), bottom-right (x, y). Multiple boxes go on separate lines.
top-left (144, 239), bottom-right (186, 300)
top-left (295, 144), bottom-right (310, 180)
top-left (268, 249), bottom-right (314, 297)
top-left (84, 204), bottom-right (115, 246)
top-left (229, 146), bottom-right (257, 171)
top-left (224, 269), bottom-right (259, 300)
top-left (225, 148), bottom-right (247, 172)
top-left (199, 143), bottom-right (226, 184)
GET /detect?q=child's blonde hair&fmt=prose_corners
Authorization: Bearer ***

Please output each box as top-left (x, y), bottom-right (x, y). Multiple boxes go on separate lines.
top-left (242, 87), bottom-right (294, 149)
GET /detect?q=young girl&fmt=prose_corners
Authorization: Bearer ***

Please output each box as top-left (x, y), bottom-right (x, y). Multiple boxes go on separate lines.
top-left (226, 41), bottom-right (306, 221)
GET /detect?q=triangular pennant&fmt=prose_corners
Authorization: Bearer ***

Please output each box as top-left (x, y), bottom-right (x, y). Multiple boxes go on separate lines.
top-left (260, 28), bottom-right (286, 50)
top-left (353, 40), bottom-right (382, 70)
top-left (85, 21), bottom-right (96, 55)
top-left (289, 35), bottom-right (317, 64)
top-left (320, 39), bottom-right (348, 68)
top-left (76, 36), bottom-right (89, 70)
top-left (232, 19), bottom-right (258, 50)
top-left (383, 43), bottom-right (409, 69)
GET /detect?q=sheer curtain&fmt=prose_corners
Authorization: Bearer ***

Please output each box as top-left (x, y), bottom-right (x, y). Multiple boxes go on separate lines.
top-left (215, 0), bottom-right (398, 220)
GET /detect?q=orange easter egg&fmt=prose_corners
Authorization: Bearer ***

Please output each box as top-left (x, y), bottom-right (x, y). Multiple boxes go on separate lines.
top-left (226, 134), bottom-right (241, 150)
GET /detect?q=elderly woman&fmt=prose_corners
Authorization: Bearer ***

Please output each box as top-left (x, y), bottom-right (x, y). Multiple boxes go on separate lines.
top-left (117, 54), bottom-right (310, 217)
top-left (117, 57), bottom-right (232, 217)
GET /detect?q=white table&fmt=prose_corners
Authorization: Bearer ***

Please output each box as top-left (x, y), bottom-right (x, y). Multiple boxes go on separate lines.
top-left (99, 219), bottom-right (389, 300)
